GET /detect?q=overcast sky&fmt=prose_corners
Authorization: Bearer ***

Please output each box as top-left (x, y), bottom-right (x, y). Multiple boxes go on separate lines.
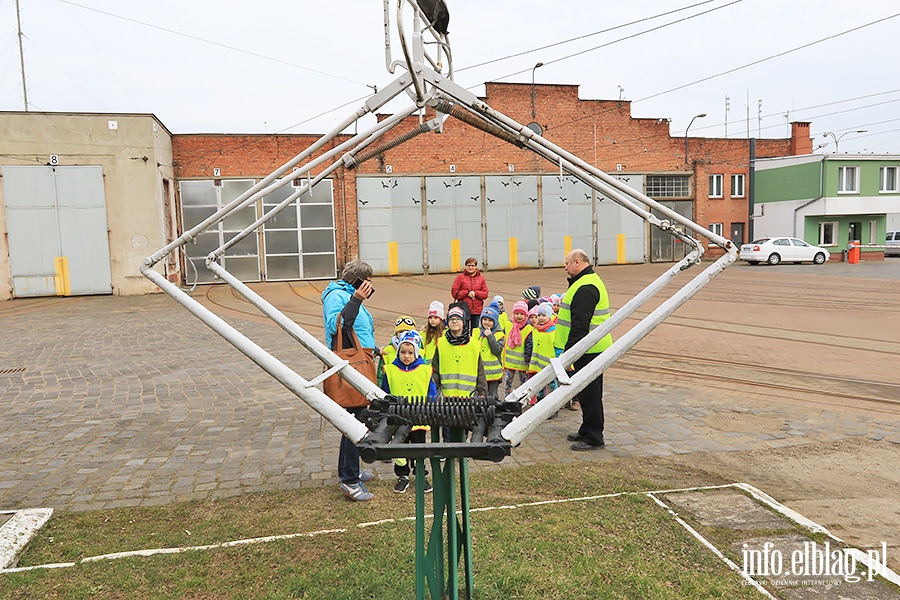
top-left (1, 0), bottom-right (898, 154)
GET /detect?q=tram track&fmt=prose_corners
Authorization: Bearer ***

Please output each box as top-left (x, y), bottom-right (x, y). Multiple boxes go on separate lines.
top-left (612, 348), bottom-right (900, 413)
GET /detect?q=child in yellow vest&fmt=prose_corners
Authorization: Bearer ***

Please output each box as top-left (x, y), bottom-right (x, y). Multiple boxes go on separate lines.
top-left (528, 303), bottom-right (559, 411)
top-left (379, 315), bottom-right (417, 387)
top-left (432, 305), bottom-right (487, 399)
top-left (432, 305), bottom-right (487, 442)
top-left (493, 295), bottom-right (512, 337)
top-left (421, 300), bottom-right (445, 366)
top-left (381, 330), bottom-right (437, 494)
top-left (503, 300), bottom-right (533, 398)
top-left (475, 302), bottom-right (505, 399)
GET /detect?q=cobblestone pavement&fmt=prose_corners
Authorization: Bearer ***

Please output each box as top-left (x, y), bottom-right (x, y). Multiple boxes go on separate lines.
top-left (1, 260), bottom-right (898, 513)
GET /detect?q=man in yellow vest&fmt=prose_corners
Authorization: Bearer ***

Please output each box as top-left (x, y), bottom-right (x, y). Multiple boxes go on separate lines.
top-left (554, 249), bottom-right (613, 451)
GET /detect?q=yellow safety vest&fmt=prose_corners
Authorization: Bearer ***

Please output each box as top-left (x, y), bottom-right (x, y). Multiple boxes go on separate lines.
top-left (384, 362), bottom-right (433, 432)
top-left (554, 272), bottom-right (612, 353)
top-left (436, 336), bottom-right (481, 397)
top-left (529, 327), bottom-right (556, 374)
top-left (384, 362), bottom-right (433, 399)
top-left (475, 329), bottom-right (505, 382)
top-left (420, 329), bottom-right (442, 365)
top-left (498, 312), bottom-right (512, 337)
top-left (502, 324), bottom-right (533, 371)
top-left (382, 343), bottom-right (397, 367)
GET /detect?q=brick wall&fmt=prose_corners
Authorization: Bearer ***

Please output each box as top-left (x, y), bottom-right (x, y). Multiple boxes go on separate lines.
top-left (171, 83), bottom-right (808, 270)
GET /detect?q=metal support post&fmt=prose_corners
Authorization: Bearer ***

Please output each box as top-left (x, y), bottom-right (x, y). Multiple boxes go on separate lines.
top-left (414, 430), bottom-right (474, 600)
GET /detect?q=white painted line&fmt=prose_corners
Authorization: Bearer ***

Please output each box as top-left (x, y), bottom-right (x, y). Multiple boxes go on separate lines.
top-left (0, 508), bottom-right (53, 570)
top-left (734, 482), bottom-right (900, 588)
top-left (733, 482), bottom-right (833, 537)
top-left (3, 478), bottom-right (895, 597)
top-left (647, 493), bottom-right (777, 599)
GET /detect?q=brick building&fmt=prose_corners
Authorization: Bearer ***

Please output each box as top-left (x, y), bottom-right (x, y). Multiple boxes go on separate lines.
top-left (1, 82), bottom-right (813, 297)
top-left (173, 82), bottom-right (811, 281)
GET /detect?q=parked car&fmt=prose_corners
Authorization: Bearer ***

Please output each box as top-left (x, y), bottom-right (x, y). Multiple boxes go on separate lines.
top-left (886, 231), bottom-right (900, 257)
top-left (740, 237), bottom-right (830, 265)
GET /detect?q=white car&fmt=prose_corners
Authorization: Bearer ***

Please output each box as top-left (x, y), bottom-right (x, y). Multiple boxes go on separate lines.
top-left (886, 230), bottom-right (900, 257)
top-left (740, 237), bottom-right (830, 265)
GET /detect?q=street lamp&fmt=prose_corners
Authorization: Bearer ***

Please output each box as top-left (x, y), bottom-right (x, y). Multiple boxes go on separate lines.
top-left (684, 112), bottom-right (707, 164)
top-left (531, 62), bottom-right (544, 118)
top-left (822, 130), bottom-right (868, 153)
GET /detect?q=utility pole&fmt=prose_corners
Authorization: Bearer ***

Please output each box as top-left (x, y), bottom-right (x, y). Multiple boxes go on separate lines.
top-left (16, 0), bottom-right (29, 111)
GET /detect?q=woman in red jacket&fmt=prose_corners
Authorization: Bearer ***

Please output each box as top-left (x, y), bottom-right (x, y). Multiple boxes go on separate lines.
top-left (450, 257), bottom-right (489, 332)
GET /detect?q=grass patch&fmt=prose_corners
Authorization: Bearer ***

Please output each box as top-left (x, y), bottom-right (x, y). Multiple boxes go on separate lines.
top-left (2, 461), bottom-right (762, 599)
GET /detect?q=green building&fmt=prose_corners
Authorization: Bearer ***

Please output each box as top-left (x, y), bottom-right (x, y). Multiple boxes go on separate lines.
top-left (753, 154), bottom-right (900, 259)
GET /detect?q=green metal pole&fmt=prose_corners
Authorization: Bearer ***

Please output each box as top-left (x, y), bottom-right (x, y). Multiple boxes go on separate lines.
top-left (459, 457), bottom-right (474, 598)
top-left (415, 457), bottom-right (427, 600)
top-left (446, 456), bottom-right (459, 600)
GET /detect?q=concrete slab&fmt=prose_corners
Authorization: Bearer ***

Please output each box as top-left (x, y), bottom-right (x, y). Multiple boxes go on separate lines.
top-left (663, 488), bottom-right (789, 530)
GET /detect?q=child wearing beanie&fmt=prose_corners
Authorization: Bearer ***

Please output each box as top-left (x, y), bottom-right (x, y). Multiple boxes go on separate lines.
top-left (502, 300), bottom-right (533, 398)
top-left (527, 302), bottom-right (559, 411)
top-left (380, 330), bottom-right (436, 494)
top-left (431, 303), bottom-right (487, 408)
top-left (421, 300), bottom-right (445, 365)
top-left (476, 302), bottom-right (505, 399)
top-left (492, 295), bottom-right (512, 336)
top-left (382, 315), bottom-right (418, 367)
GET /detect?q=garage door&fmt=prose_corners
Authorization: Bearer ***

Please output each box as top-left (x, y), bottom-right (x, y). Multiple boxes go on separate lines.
top-left (3, 165), bottom-right (112, 297)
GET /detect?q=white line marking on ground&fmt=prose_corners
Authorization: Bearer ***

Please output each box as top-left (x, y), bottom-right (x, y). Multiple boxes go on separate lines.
top-left (3, 479), bottom-right (897, 596)
top-left (647, 493), bottom-right (777, 599)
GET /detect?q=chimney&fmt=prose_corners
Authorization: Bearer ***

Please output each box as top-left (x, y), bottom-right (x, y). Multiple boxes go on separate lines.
top-left (790, 122), bottom-right (812, 155)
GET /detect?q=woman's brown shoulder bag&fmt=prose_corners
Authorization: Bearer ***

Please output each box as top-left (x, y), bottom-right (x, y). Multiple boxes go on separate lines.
top-left (323, 313), bottom-right (377, 408)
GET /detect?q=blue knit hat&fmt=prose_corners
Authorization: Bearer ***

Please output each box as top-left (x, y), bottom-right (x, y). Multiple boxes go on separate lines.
top-left (480, 303), bottom-right (500, 332)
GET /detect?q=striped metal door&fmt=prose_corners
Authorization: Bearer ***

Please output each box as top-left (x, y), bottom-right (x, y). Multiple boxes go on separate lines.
top-left (3, 165), bottom-right (112, 297)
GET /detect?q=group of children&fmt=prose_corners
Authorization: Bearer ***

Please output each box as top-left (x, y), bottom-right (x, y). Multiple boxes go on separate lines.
top-left (376, 286), bottom-right (565, 494)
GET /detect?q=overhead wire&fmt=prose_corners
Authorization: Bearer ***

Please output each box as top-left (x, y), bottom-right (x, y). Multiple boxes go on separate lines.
top-left (64, 2), bottom-right (139, 112)
top-left (635, 11), bottom-right (900, 104)
top-left (54, 0), bottom-right (373, 89)
top-left (457, 0), bottom-right (726, 73)
top-left (484, 0), bottom-right (742, 83)
top-left (23, 33), bottom-right (109, 111)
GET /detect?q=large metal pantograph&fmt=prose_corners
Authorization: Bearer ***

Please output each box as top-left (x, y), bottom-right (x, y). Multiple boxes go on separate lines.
top-left (142, 1), bottom-right (738, 598)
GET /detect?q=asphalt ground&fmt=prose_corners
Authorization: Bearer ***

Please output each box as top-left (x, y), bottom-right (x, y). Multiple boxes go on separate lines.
top-left (1, 257), bottom-right (898, 518)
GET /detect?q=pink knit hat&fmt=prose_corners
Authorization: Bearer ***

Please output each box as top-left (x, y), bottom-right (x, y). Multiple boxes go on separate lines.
top-left (512, 300), bottom-right (529, 315)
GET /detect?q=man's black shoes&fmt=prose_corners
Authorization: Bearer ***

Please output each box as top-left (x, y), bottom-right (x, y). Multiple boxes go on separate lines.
top-left (570, 440), bottom-right (605, 451)
top-left (566, 433), bottom-right (583, 442)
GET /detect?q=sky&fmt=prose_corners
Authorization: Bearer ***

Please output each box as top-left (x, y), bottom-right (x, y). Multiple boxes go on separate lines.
top-left (1, 0), bottom-right (898, 154)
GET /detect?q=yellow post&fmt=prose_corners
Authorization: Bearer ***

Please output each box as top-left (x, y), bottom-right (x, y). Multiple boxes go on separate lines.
top-left (616, 234), bottom-right (626, 264)
top-left (509, 238), bottom-right (518, 269)
top-left (388, 242), bottom-right (399, 275)
top-left (451, 239), bottom-right (461, 273)
top-left (54, 256), bottom-right (71, 296)
top-left (563, 235), bottom-right (572, 260)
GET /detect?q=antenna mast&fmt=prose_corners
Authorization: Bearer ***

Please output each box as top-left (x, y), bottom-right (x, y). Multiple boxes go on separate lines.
top-left (16, 0), bottom-right (29, 111)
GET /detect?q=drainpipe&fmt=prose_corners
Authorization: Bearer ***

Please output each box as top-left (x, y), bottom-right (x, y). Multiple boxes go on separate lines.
top-left (748, 138), bottom-right (755, 240)
top-left (792, 155), bottom-right (825, 237)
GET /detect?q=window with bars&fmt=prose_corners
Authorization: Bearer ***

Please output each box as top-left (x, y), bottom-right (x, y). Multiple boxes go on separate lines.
top-left (645, 175), bottom-right (691, 198)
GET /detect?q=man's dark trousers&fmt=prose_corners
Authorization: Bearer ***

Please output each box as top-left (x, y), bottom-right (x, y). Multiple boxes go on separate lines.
top-left (574, 353), bottom-right (604, 445)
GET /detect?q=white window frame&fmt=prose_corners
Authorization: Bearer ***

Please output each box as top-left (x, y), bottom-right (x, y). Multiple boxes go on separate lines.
top-left (818, 221), bottom-right (838, 246)
top-left (709, 174), bottom-right (723, 198)
top-left (730, 174), bottom-right (745, 198)
top-left (869, 220), bottom-right (878, 245)
top-left (709, 223), bottom-right (723, 237)
top-left (837, 166), bottom-right (859, 194)
top-left (880, 166), bottom-right (898, 193)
